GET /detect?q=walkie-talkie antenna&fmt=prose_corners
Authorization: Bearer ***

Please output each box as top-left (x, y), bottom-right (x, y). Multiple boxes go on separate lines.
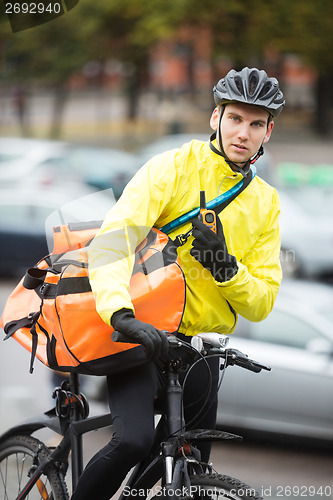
top-left (200, 191), bottom-right (206, 210)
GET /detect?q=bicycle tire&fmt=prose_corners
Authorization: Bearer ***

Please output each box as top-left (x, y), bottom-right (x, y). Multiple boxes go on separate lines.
top-left (126, 464), bottom-right (262, 500)
top-left (0, 434), bottom-right (69, 500)
top-left (190, 473), bottom-right (263, 500)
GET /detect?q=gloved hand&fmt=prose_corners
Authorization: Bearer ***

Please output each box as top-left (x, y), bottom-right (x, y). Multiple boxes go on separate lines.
top-left (111, 308), bottom-right (169, 361)
top-left (190, 217), bottom-right (238, 282)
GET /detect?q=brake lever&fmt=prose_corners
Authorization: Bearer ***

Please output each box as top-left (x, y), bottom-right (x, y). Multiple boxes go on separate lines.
top-left (225, 348), bottom-right (271, 373)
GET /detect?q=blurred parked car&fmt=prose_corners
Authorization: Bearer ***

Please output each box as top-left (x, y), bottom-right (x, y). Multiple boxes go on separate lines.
top-left (281, 184), bottom-right (333, 217)
top-left (40, 145), bottom-right (140, 199)
top-left (278, 188), bottom-right (333, 279)
top-left (0, 185), bottom-right (113, 277)
top-left (217, 279), bottom-right (333, 443)
top-left (0, 138), bottom-right (66, 182)
top-left (0, 137), bottom-right (140, 199)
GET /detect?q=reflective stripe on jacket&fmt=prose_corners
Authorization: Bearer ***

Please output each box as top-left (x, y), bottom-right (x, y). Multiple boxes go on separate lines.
top-left (88, 139), bottom-right (282, 337)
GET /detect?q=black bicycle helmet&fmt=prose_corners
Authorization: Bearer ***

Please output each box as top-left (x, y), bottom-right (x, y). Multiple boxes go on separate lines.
top-left (210, 67), bottom-right (285, 176)
top-left (213, 67), bottom-right (285, 117)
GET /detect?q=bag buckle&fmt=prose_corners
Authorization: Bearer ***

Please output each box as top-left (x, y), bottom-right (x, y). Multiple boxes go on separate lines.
top-left (175, 229), bottom-right (193, 247)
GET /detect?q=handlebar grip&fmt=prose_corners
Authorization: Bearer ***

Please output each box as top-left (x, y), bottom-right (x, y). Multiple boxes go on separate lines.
top-left (226, 349), bottom-right (271, 373)
top-left (235, 357), bottom-right (262, 373)
top-left (111, 331), bottom-right (137, 343)
top-left (111, 330), bottom-right (176, 345)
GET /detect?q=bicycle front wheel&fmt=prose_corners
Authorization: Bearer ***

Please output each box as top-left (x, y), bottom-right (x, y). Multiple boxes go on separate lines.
top-left (190, 473), bottom-right (263, 500)
top-left (0, 434), bottom-right (69, 500)
top-left (126, 460), bottom-right (262, 500)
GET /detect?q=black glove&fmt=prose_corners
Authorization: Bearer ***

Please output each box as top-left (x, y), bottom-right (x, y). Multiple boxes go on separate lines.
top-left (190, 217), bottom-right (238, 282)
top-left (111, 308), bottom-right (169, 361)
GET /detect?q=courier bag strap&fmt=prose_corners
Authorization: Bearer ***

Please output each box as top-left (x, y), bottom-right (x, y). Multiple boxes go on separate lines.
top-left (6, 260), bottom-right (87, 374)
top-left (160, 166), bottom-right (255, 243)
top-left (131, 167), bottom-right (255, 269)
top-left (5, 264), bottom-right (53, 373)
top-left (3, 309), bottom-right (43, 374)
top-left (3, 266), bottom-right (52, 373)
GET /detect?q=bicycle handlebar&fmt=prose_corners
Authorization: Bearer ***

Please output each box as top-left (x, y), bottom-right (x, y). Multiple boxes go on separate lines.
top-left (222, 348), bottom-right (270, 373)
top-left (111, 331), bottom-right (271, 374)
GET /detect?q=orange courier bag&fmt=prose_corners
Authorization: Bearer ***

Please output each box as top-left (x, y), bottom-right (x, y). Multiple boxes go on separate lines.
top-left (0, 222), bottom-right (185, 376)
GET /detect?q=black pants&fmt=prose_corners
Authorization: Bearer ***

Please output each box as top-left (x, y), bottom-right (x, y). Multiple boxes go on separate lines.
top-left (71, 353), bottom-right (220, 500)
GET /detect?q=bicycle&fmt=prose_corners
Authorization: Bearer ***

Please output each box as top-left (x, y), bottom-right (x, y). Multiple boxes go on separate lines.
top-left (0, 332), bottom-right (270, 500)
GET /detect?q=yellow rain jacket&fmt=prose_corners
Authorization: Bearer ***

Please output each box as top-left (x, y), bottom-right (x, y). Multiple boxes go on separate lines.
top-left (88, 139), bottom-right (282, 337)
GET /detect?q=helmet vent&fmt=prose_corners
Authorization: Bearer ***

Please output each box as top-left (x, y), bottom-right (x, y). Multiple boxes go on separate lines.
top-left (258, 83), bottom-right (272, 99)
top-left (234, 77), bottom-right (243, 95)
top-left (249, 75), bottom-right (258, 96)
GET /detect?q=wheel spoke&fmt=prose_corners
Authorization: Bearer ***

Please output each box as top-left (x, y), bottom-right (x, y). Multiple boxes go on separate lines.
top-left (16, 453), bottom-right (25, 494)
top-left (0, 456), bottom-right (9, 500)
top-left (0, 435), bottom-right (68, 500)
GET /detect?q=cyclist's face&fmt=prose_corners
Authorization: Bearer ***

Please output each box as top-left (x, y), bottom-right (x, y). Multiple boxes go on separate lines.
top-left (210, 103), bottom-right (274, 167)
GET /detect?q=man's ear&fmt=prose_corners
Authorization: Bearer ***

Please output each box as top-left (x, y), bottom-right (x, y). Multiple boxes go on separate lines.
top-left (263, 120), bottom-right (274, 144)
top-left (210, 107), bottom-right (219, 131)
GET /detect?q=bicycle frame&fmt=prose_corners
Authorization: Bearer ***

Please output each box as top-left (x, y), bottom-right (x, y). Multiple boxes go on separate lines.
top-left (0, 372), bottom-right (113, 499)
top-left (117, 352), bottom-right (242, 500)
top-left (116, 362), bottom-right (187, 499)
top-left (1, 332), bottom-right (267, 500)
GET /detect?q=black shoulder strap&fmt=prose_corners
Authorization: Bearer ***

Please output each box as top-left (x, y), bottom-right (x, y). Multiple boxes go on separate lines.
top-left (160, 165), bottom-right (255, 235)
top-left (212, 170), bottom-right (253, 215)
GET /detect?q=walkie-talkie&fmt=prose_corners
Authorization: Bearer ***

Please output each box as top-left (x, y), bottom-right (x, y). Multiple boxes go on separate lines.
top-left (199, 191), bottom-right (217, 234)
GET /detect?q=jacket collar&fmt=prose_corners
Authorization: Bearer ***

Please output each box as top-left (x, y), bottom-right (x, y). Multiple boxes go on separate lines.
top-left (209, 133), bottom-right (251, 178)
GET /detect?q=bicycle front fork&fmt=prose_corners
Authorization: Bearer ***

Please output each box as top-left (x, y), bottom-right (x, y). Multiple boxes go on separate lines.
top-left (165, 367), bottom-right (184, 437)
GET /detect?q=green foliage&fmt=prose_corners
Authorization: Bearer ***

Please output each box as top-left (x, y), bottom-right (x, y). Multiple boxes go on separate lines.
top-left (3, 9), bottom-right (88, 84)
top-left (271, 0), bottom-right (333, 74)
top-left (2, 0), bottom-right (333, 91)
top-left (2, 0), bottom-right (181, 84)
top-left (166, 0), bottom-right (333, 75)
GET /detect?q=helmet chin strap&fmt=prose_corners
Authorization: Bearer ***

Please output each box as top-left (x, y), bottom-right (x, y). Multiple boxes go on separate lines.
top-left (209, 105), bottom-right (264, 177)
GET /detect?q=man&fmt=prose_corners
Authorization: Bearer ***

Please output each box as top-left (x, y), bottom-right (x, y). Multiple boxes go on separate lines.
top-left (71, 67), bottom-right (285, 500)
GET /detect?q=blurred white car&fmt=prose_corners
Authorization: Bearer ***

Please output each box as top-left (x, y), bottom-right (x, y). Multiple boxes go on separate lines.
top-left (0, 184), bottom-right (114, 277)
top-left (0, 138), bottom-right (66, 183)
top-left (217, 279), bottom-right (333, 443)
top-left (278, 188), bottom-right (333, 279)
top-left (0, 137), bottom-right (140, 199)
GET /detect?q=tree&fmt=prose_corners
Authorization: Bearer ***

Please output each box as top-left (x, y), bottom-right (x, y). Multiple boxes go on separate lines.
top-left (1, 6), bottom-right (92, 137)
top-left (74, 0), bottom-right (179, 119)
top-left (270, 0), bottom-right (333, 135)
top-left (1, 0), bottom-right (181, 134)
top-left (169, 0), bottom-right (333, 134)
top-left (3, 0), bottom-right (333, 136)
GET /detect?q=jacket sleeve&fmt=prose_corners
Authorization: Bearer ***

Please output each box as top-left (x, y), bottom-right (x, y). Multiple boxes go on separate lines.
top-left (87, 155), bottom-right (177, 326)
top-left (216, 189), bottom-right (282, 322)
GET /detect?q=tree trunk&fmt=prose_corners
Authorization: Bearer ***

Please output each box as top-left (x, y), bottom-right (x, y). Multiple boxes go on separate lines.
top-left (50, 85), bottom-right (67, 139)
top-left (315, 72), bottom-right (332, 136)
top-left (125, 66), bottom-right (140, 121)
